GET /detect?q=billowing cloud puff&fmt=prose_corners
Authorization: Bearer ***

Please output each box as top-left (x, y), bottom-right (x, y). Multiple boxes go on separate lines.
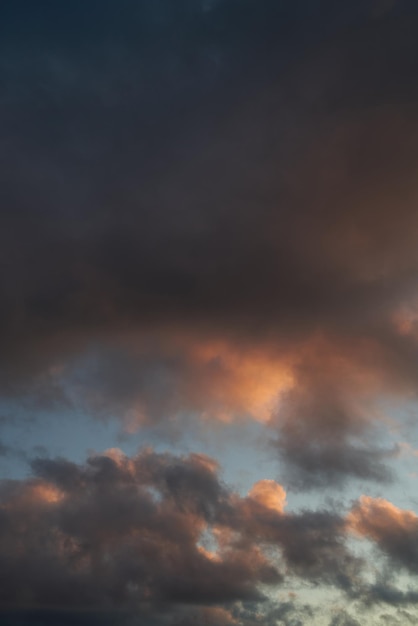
top-left (0, 447), bottom-right (356, 618)
top-left (248, 479), bottom-right (287, 513)
top-left (2, 449), bottom-right (418, 624)
top-left (0, 449), bottom-right (280, 614)
top-left (347, 496), bottom-right (418, 573)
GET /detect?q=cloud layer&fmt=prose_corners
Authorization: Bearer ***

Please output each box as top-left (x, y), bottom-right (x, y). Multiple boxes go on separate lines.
top-left (2, 2), bottom-right (418, 490)
top-left (2, 2), bottom-right (418, 624)
top-left (1, 448), bottom-right (417, 625)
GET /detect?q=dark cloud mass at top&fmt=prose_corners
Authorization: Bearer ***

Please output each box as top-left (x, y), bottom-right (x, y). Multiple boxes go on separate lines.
top-left (2, 1), bottom-right (418, 623)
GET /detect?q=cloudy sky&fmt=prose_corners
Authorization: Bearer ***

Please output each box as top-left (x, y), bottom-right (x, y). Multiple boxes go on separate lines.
top-left (2, 1), bottom-right (418, 624)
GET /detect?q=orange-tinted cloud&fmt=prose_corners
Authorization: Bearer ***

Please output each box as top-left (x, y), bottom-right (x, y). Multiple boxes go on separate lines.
top-left (347, 496), bottom-right (418, 573)
top-left (348, 495), bottom-right (418, 538)
top-left (4, 448), bottom-right (418, 624)
top-left (3, 2), bottom-right (418, 625)
top-left (248, 479), bottom-right (287, 514)
top-left (0, 448), bottom-right (363, 616)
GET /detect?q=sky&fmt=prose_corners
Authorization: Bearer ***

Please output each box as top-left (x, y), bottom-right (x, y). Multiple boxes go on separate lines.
top-left (2, 1), bottom-right (418, 624)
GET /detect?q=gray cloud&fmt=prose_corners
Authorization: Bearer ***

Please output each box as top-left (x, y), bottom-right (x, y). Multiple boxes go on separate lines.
top-left (0, 450), bottom-right (279, 614)
top-left (4, 3), bottom-right (418, 625)
top-left (328, 612), bottom-right (361, 626)
top-left (2, 2), bottom-right (418, 589)
top-left (348, 496), bottom-right (418, 575)
top-left (1, 448), bottom-right (418, 623)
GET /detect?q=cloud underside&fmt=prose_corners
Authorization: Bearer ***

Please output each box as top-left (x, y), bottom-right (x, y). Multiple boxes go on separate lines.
top-left (2, 4), bottom-right (418, 624)
top-left (0, 448), bottom-right (417, 624)
top-left (2, 2), bottom-right (418, 488)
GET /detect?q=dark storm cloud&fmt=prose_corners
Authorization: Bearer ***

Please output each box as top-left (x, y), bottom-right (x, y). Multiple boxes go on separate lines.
top-left (0, 610), bottom-right (135, 626)
top-left (2, 448), bottom-right (418, 622)
top-left (231, 500), bottom-right (363, 590)
top-left (0, 448), bottom-right (355, 617)
top-left (0, 449), bottom-right (279, 614)
top-left (3, 0), bottom-right (418, 348)
top-left (271, 356), bottom-right (397, 488)
top-left (0, 603), bottom-right (313, 626)
top-left (3, 2), bottom-right (418, 484)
